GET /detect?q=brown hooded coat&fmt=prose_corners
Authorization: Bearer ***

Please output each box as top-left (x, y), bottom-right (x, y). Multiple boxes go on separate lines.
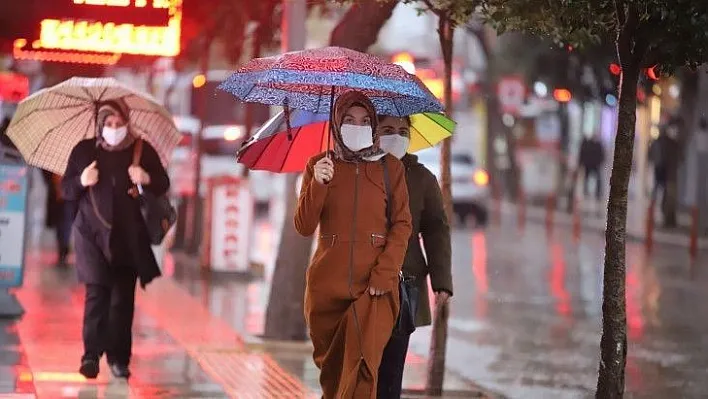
top-left (294, 92), bottom-right (412, 398)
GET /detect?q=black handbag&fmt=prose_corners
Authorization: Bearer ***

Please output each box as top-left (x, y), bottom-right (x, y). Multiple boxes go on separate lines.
top-left (132, 140), bottom-right (177, 245)
top-left (382, 157), bottom-right (419, 337)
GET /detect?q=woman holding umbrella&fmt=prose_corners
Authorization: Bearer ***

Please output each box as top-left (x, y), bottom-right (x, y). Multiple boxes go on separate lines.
top-left (294, 90), bottom-right (412, 398)
top-left (61, 99), bottom-right (170, 379)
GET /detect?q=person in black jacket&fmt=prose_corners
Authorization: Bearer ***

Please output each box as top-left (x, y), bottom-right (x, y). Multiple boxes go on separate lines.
top-left (376, 115), bottom-right (453, 398)
top-left (61, 99), bottom-right (170, 380)
top-left (578, 132), bottom-right (606, 201)
top-left (41, 170), bottom-right (77, 266)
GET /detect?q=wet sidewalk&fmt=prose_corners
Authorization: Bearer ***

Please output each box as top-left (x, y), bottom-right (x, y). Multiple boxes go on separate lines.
top-left (0, 249), bottom-right (314, 398)
top-left (163, 248), bottom-right (494, 398)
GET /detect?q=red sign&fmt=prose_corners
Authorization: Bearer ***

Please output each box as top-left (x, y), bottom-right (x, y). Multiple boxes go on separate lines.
top-left (497, 76), bottom-right (526, 115)
top-left (0, 73), bottom-right (29, 103)
top-left (12, 0), bottom-right (182, 65)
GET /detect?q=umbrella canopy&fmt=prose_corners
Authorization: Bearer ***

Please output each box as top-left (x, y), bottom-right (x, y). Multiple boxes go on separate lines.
top-left (7, 77), bottom-right (180, 175)
top-left (238, 109), bottom-right (455, 172)
top-left (218, 46), bottom-right (444, 116)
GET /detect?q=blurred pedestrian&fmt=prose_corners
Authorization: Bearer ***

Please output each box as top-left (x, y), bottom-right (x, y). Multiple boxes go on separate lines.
top-left (376, 116), bottom-right (453, 398)
top-left (649, 119), bottom-right (683, 227)
top-left (294, 91), bottom-right (412, 398)
top-left (42, 170), bottom-right (77, 266)
top-left (578, 131), bottom-right (606, 203)
top-left (61, 99), bottom-right (170, 380)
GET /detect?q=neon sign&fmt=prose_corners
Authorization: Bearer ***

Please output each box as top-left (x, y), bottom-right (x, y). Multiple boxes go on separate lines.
top-left (12, 0), bottom-right (181, 65)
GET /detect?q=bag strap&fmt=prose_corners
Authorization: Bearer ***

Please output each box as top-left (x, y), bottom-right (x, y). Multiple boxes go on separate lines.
top-left (132, 139), bottom-right (144, 167)
top-left (381, 157), bottom-right (392, 231)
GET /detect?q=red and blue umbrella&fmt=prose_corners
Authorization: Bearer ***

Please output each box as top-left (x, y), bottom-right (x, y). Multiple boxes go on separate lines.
top-left (238, 109), bottom-right (455, 173)
top-left (218, 46), bottom-right (443, 116)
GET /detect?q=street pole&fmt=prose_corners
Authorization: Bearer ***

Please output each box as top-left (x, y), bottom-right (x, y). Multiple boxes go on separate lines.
top-left (186, 36), bottom-right (211, 253)
top-left (262, 0), bottom-right (310, 340)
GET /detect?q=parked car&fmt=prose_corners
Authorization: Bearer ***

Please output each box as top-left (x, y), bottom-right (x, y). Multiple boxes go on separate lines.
top-left (415, 148), bottom-right (490, 226)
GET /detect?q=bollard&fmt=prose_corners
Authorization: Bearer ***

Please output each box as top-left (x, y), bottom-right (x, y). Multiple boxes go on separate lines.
top-left (546, 195), bottom-right (556, 233)
top-left (492, 182), bottom-right (502, 225)
top-left (517, 190), bottom-right (526, 231)
top-left (645, 199), bottom-right (655, 253)
top-left (690, 206), bottom-right (699, 259)
top-left (572, 196), bottom-right (581, 242)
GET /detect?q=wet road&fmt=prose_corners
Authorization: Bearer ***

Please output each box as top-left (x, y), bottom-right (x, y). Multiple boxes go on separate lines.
top-left (420, 222), bottom-right (708, 398)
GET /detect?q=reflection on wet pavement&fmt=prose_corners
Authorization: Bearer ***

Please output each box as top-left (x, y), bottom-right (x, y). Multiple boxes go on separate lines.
top-left (435, 223), bottom-right (708, 398)
top-left (12, 252), bottom-right (227, 398)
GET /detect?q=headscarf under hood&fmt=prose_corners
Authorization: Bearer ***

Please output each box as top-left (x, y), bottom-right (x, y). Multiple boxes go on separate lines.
top-left (331, 90), bottom-right (385, 163)
top-left (96, 99), bottom-right (135, 151)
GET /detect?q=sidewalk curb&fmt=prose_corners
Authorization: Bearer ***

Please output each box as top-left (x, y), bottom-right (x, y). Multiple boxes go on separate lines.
top-left (501, 202), bottom-right (708, 250)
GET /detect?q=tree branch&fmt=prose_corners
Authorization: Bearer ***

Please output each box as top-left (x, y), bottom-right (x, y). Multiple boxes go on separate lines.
top-left (614, 0), bottom-right (626, 27)
top-left (329, 0), bottom-right (399, 51)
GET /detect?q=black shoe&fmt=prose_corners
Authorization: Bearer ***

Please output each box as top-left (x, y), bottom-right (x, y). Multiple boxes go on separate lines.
top-left (108, 363), bottom-right (131, 379)
top-left (79, 359), bottom-right (99, 379)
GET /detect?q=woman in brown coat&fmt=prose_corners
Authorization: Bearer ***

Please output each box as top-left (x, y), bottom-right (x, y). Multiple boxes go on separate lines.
top-left (294, 90), bottom-right (412, 398)
top-left (376, 115), bottom-right (453, 398)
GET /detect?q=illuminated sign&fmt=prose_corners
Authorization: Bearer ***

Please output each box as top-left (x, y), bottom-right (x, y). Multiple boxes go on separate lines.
top-left (12, 0), bottom-right (182, 65)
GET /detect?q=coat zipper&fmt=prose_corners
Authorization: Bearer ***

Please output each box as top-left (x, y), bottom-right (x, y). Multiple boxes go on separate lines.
top-left (348, 163), bottom-right (365, 361)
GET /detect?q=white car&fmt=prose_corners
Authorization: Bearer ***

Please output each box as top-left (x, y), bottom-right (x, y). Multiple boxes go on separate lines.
top-left (415, 148), bottom-right (490, 225)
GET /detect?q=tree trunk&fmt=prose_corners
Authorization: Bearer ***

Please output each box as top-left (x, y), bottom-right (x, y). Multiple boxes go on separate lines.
top-left (426, 15), bottom-right (453, 397)
top-left (263, 0), bottom-right (396, 341)
top-left (595, 56), bottom-right (640, 398)
top-left (263, 174), bottom-right (311, 340)
top-left (329, 0), bottom-right (398, 51)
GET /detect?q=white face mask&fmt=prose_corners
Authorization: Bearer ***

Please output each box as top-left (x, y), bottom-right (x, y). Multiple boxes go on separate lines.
top-left (102, 126), bottom-right (128, 146)
top-left (340, 124), bottom-right (374, 151)
top-left (379, 135), bottom-right (410, 159)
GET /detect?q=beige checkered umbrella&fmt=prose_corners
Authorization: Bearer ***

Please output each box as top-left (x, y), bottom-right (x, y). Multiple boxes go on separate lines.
top-left (6, 77), bottom-right (180, 175)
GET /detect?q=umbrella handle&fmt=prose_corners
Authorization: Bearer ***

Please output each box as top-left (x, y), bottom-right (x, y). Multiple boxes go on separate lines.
top-left (327, 85), bottom-right (335, 158)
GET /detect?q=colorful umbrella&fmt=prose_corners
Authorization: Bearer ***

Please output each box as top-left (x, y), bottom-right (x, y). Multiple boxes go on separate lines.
top-left (6, 77), bottom-right (180, 175)
top-left (218, 46), bottom-right (444, 116)
top-left (238, 109), bottom-right (455, 172)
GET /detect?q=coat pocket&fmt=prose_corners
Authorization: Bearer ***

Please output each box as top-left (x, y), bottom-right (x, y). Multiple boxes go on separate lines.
top-left (318, 233), bottom-right (338, 248)
top-left (370, 233), bottom-right (387, 248)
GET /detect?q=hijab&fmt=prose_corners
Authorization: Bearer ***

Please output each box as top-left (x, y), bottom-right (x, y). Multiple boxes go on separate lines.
top-left (96, 99), bottom-right (135, 151)
top-left (331, 90), bottom-right (385, 163)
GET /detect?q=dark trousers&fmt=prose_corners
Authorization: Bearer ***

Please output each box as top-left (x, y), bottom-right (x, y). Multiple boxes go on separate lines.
top-left (377, 333), bottom-right (411, 399)
top-left (584, 167), bottom-right (602, 200)
top-left (56, 201), bottom-right (77, 257)
top-left (82, 271), bottom-right (137, 366)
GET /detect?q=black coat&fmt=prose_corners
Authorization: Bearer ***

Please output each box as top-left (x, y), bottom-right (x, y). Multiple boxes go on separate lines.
top-left (62, 139), bottom-right (170, 288)
top-left (401, 154), bottom-right (453, 326)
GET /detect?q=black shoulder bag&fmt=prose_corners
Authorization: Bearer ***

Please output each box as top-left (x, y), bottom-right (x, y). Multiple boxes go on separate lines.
top-left (133, 140), bottom-right (177, 245)
top-left (382, 158), bottom-right (419, 337)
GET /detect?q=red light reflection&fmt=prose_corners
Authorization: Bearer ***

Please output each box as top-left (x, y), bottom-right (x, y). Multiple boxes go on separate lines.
top-left (626, 263), bottom-right (645, 340)
top-left (549, 244), bottom-right (571, 317)
top-left (471, 232), bottom-right (488, 318)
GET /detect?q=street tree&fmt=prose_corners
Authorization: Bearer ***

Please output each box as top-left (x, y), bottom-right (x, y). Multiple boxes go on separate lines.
top-left (263, 0), bottom-right (401, 341)
top-left (480, 0), bottom-right (708, 397)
